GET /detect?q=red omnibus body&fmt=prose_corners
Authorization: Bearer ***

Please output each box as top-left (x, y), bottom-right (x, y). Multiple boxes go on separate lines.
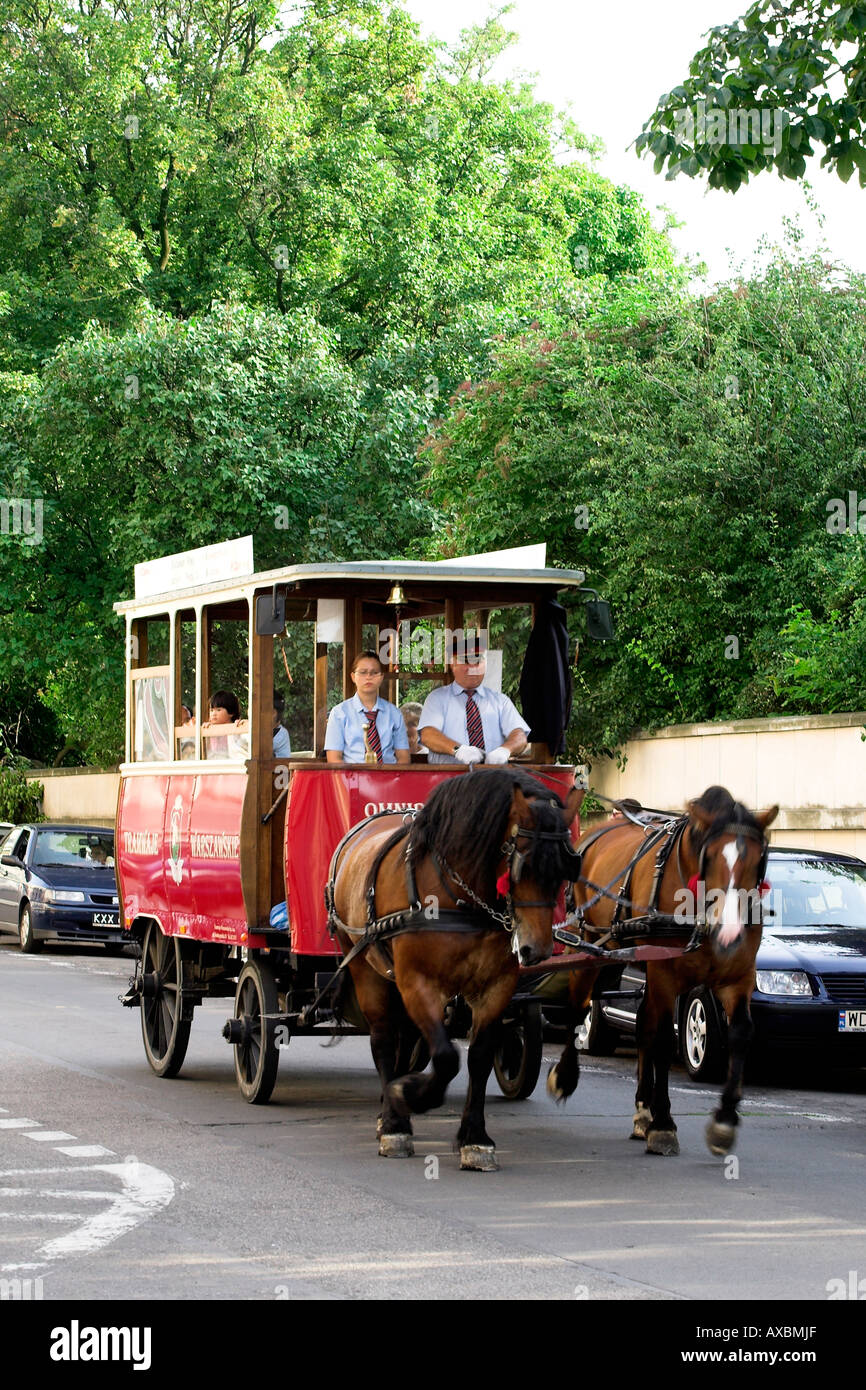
top-left (115, 542), bottom-right (591, 1101)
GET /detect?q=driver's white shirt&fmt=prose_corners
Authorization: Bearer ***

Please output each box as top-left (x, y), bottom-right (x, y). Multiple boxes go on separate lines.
top-left (418, 681), bottom-right (529, 763)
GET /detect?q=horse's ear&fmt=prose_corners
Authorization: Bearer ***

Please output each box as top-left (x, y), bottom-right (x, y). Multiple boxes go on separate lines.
top-left (756, 804), bottom-right (779, 831)
top-left (561, 787), bottom-right (584, 826)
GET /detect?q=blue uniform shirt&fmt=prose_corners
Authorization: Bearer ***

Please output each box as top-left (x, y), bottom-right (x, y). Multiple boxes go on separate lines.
top-left (273, 724), bottom-right (291, 757)
top-left (418, 682), bottom-right (529, 763)
top-left (324, 694), bottom-right (409, 763)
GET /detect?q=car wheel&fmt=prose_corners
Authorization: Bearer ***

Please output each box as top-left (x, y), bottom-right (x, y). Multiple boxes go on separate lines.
top-left (576, 999), bottom-right (618, 1056)
top-left (682, 988), bottom-right (726, 1082)
top-left (19, 903), bottom-right (42, 954)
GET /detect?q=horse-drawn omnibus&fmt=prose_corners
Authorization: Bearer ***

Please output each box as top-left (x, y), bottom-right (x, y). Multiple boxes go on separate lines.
top-left (116, 538), bottom-right (600, 1112)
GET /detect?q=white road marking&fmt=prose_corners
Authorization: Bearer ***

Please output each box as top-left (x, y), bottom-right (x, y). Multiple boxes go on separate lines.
top-left (0, 1213), bottom-right (80, 1222)
top-left (39, 1159), bottom-right (175, 1259)
top-left (55, 1145), bottom-right (115, 1158)
top-left (0, 1115), bottom-right (175, 1273)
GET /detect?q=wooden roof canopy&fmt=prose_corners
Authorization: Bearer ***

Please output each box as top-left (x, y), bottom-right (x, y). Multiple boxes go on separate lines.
top-left (115, 556), bottom-right (589, 618)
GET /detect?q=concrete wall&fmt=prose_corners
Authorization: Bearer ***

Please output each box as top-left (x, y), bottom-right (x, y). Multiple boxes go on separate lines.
top-left (25, 711), bottom-right (866, 857)
top-left (587, 712), bottom-right (866, 858)
top-left (24, 768), bottom-right (119, 828)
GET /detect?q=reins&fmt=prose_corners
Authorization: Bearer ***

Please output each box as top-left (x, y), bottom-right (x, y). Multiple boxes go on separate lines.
top-left (562, 802), bottom-right (770, 951)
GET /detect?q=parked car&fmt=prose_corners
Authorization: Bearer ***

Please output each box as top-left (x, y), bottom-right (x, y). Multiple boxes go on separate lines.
top-left (576, 848), bottom-right (866, 1080)
top-left (0, 822), bottom-right (125, 952)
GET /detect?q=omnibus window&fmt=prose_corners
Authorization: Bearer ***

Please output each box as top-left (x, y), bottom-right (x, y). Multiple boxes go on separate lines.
top-left (176, 614), bottom-right (197, 760)
top-left (203, 602), bottom-right (249, 762)
top-left (133, 671), bottom-right (171, 762)
top-left (130, 613), bottom-right (171, 763)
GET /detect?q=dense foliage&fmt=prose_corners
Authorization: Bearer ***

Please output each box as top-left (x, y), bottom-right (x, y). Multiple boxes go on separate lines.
top-left (0, 750), bottom-right (43, 821)
top-left (0, 0), bottom-right (675, 763)
top-left (639, 0), bottom-right (866, 191)
top-left (422, 255), bottom-right (866, 758)
top-left (2, 0), bottom-right (863, 767)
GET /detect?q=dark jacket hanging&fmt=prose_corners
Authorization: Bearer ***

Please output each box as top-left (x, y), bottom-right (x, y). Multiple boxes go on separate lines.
top-left (519, 599), bottom-right (572, 756)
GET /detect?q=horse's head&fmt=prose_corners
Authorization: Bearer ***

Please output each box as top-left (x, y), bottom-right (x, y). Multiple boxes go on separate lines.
top-left (497, 778), bottom-right (583, 967)
top-left (410, 768), bottom-right (581, 968)
top-left (686, 786), bottom-right (779, 952)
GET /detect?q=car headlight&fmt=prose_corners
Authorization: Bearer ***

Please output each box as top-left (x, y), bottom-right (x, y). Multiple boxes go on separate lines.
top-left (43, 889), bottom-right (86, 904)
top-left (755, 970), bottom-right (812, 997)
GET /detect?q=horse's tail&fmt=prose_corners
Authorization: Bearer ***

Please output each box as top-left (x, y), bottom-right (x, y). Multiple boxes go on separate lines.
top-left (319, 964), bottom-right (363, 1047)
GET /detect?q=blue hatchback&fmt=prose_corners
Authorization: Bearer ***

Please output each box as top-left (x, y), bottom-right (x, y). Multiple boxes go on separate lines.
top-left (0, 823), bottom-right (124, 952)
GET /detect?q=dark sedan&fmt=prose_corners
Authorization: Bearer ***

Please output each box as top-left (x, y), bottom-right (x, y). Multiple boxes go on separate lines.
top-left (577, 848), bottom-right (866, 1080)
top-left (0, 823), bottom-right (125, 952)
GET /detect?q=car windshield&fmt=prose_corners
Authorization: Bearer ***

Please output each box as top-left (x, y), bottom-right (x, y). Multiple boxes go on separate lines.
top-left (35, 831), bottom-right (115, 868)
top-left (767, 858), bottom-right (866, 928)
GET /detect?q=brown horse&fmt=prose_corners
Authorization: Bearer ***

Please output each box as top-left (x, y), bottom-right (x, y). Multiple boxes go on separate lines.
top-left (328, 767), bottom-right (582, 1170)
top-left (548, 786), bottom-right (778, 1156)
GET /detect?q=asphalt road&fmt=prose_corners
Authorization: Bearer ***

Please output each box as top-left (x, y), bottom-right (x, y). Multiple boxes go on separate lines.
top-left (1, 941), bottom-right (865, 1310)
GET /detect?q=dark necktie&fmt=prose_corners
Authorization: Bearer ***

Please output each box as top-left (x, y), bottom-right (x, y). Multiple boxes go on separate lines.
top-left (465, 691), bottom-right (485, 750)
top-left (364, 709), bottom-right (383, 762)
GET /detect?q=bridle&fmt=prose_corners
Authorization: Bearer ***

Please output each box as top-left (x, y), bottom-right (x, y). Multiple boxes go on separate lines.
top-left (432, 811), bottom-right (573, 934)
top-left (691, 821), bottom-right (769, 892)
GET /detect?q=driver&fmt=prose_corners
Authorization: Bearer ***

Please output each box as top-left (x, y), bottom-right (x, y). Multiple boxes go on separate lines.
top-left (418, 653), bottom-right (529, 765)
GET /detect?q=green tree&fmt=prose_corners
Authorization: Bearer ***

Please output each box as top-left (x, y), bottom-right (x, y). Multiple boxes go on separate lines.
top-left (0, 0), bottom-right (681, 763)
top-left (422, 254), bottom-right (866, 757)
top-left (637, 1), bottom-right (866, 191)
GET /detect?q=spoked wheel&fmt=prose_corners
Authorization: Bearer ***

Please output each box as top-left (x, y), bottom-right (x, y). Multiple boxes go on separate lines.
top-left (682, 988), bottom-right (726, 1082)
top-left (493, 1002), bottom-right (543, 1100)
top-left (140, 922), bottom-right (192, 1078)
top-left (232, 959), bottom-right (280, 1105)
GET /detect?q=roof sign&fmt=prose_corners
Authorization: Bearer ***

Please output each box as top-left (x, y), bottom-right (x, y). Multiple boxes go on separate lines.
top-left (134, 536), bottom-right (255, 601)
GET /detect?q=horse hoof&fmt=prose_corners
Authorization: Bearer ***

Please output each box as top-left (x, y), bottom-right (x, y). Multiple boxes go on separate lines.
top-left (546, 1064), bottom-right (566, 1104)
top-left (378, 1133), bottom-right (414, 1158)
top-left (706, 1120), bottom-right (737, 1156)
top-left (631, 1105), bottom-right (652, 1140)
top-left (459, 1144), bottom-right (499, 1172)
top-left (646, 1129), bottom-right (680, 1156)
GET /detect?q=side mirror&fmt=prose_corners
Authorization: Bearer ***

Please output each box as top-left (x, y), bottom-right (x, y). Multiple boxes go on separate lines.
top-left (255, 585), bottom-right (286, 636)
top-left (1, 855), bottom-right (22, 869)
top-left (585, 598), bottom-right (615, 642)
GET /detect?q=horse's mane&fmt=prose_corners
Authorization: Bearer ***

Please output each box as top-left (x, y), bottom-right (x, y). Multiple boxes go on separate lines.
top-left (687, 785), bottom-right (764, 854)
top-left (410, 768), bottom-right (566, 896)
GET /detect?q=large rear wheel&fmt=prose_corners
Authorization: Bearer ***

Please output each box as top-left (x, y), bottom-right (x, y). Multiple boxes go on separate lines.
top-left (232, 959), bottom-right (280, 1104)
top-left (140, 922), bottom-right (192, 1078)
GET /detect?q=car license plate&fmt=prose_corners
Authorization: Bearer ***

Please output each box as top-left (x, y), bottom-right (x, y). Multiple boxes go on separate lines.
top-left (93, 912), bottom-right (119, 927)
top-left (838, 1009), bottom-right (866, 1032)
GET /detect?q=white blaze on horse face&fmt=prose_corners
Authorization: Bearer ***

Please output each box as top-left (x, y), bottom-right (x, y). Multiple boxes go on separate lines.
top-left (716, 840), bottom-right (745, 947)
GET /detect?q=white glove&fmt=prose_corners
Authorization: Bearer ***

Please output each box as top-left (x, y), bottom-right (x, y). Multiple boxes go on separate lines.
top-left (485, 746), bottom-right (511, 764)
top-left (454, 744), bottom-right (485, 765)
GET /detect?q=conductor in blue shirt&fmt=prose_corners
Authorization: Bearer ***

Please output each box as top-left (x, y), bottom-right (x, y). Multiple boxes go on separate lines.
top-left (272, 690), bottom-right (291, 757)
top-left (325, 651), bottom-right (411, 764)
top-left (418, 653), bottom-right (529, 764)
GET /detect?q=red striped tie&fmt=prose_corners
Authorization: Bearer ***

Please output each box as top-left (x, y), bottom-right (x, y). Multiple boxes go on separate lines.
top-left (364, 709), bottom-right (383, 762)
top-left (465, 692), bottom-right (485, 750)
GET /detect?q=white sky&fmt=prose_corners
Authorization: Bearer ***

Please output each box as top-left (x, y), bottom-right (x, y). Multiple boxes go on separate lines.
top-left (405, 0), bottom-right (865, 288)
